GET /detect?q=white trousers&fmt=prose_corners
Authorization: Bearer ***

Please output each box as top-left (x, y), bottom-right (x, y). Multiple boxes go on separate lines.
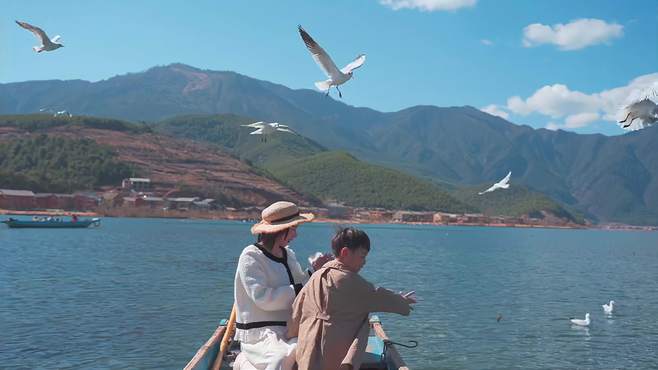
top-left (235, 329), bottom-right (297, 370)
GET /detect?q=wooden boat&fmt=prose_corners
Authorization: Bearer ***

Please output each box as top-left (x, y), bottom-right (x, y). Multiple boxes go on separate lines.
top-left (184, 315), bottom-right (411, 370)
top-left (1, 217), bottom-right (101, 228)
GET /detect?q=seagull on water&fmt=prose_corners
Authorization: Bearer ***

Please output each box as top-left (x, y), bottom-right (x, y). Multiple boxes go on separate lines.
top-left (618, 98), bottom-right (658, 131)
top-left (570, 313), bottom-right (590, 327)
top-left (298, 25), bottom-right (366, 98)
top-left (241, 121), bottom-right (298, 142)
top-left (479, 171), bottom-right (511, 195)
top-left (602, 300), bottom-right (615, 315)
top-left (16, 20), bottom-right (64, 53)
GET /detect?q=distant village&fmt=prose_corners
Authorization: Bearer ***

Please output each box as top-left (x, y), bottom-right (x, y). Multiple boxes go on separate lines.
top-left (0, 177), bottom-right (590, 229)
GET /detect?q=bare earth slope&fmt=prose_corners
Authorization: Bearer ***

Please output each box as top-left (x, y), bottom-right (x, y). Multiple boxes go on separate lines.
top-left (0, 121), bottom-right (310, 207)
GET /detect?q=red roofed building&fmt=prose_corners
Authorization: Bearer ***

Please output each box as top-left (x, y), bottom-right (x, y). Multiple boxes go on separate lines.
top-left (0, 189), bottom-right (36, 210)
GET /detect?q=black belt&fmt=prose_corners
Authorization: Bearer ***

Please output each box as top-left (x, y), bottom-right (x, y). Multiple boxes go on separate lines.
top-left (236, 321), bottom-right (287, 330)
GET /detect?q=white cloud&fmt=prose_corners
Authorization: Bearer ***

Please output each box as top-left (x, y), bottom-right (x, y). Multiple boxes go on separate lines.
top-left (379, 0), bottom-right (476, 11)
top-left (506, 84), bottom-right (599, 118)
top-left (480, 39), bottom-right (493, 46)
top-left (545, 113), bottom-right (600, 130)
top-left (480, 104), bottom-right (509, 119)
top-left (564, 112), bottom-right (600, 128)
top-left (522, 18), bottom-right (623, 50)
top-left (502, 73), bottom-right (658, 130)
top-left (545, 122), bottom-right (560, 131)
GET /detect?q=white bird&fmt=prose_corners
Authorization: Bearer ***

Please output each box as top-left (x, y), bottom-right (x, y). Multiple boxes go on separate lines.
top-left (602, 300), bottom-right (615, 315)
top-left (570, 313), bottom-right (590, 327)
top-left (54, 110), bottom-right (72, 118)
top-left (618, 98), bottom-right (658, 131)
top-left (478, 171), bottom-right (511, 195)
top-left (298, 25), bottom-right (365, 98)
top-left (16, 20), bottom-right (64, 53)
top-left (241, 121), bottom-right (298, 142)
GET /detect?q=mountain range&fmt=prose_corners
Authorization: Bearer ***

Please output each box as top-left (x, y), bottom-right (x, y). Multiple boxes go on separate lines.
top-left (2, 63), bottom-right (657, 224)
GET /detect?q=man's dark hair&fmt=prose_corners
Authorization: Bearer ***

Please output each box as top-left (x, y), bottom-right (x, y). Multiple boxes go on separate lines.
top-left (331, 227), bottom-right (370, 257)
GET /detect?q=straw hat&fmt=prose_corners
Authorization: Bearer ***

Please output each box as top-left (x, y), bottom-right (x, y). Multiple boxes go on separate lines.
top-left (251, 201), bottom-right (314, 235)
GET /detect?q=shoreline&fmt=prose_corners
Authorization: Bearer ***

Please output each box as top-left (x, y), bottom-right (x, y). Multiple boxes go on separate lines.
top-left (2, 209), bottom-right (655, 231)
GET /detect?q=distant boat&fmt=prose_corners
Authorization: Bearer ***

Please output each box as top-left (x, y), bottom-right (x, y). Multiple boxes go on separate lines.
top-left (184, 315), bottom-right (412, 369)
top-left (2, 217), bottom-right (101, 229)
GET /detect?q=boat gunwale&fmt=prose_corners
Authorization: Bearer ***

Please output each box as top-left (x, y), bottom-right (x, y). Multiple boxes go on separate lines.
top-left (184, 317), bottom-right (410, 370)
top-left (184, 324), bottom-right (227, 370)
top-left (2, 218), bottom-right (99, 228)
top-left (371, 317), bottom-right (409, 370)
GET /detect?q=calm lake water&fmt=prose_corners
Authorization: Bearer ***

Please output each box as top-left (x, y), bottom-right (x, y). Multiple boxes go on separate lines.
top-left (1, 218), bottom-right (657, 369)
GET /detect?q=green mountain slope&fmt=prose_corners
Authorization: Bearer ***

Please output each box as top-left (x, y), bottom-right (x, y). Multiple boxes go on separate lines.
top-left (0, 134), bottom-right (134, 192)
top-left (268, 151), bottom-right (474, 213)
top-left (156, 114), bottom-right (325, 168)
top-left (0, 114), bottom-right (151, 133)
top-left (451, 185), bottom-right (584, 223)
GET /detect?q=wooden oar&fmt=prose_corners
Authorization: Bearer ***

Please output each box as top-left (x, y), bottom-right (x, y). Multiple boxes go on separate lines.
top-left (211, 305), bottom-right (237, 370)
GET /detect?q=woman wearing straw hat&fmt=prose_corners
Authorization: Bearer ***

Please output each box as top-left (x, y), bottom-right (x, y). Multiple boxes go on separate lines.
top-left (233, 201), bottom-right (332, 370)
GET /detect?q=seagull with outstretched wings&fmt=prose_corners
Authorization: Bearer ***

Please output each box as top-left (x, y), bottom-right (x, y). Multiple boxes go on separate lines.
top-left (479, 171), bottom-right (512, 195)
top-left (298, 25), bottom-right (365, 98)
top-left (16, 20), bottom-right (63, 53)
top-left (241, 122), bottom-right (299, 142)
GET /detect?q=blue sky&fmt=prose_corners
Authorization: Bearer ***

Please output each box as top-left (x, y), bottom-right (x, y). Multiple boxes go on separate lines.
top-left (2, 0), bottom-right (656, 135)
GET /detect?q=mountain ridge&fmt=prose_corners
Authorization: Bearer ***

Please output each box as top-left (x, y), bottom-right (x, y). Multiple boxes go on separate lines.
top-left (2, 64), bottom-right (657, 224)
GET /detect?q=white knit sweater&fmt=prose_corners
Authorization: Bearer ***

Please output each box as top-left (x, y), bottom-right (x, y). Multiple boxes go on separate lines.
top-left (234, 244), bottom-right (310, 343)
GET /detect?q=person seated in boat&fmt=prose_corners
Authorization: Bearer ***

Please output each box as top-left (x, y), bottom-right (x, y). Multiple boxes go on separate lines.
top-left (72, 214), bottom-right (78, 223)
top-left (288, 227), bottom-right (417, 370)
top-left (234, 201), bottom-right (332, 370)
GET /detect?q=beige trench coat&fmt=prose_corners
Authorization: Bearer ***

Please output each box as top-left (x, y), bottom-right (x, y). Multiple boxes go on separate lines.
top-left (287, 260), bottom-right (411, 370)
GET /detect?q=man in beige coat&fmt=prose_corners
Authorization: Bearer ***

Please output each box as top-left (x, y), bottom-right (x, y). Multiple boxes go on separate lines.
top-left (288, 227), bottom-right (416, 370)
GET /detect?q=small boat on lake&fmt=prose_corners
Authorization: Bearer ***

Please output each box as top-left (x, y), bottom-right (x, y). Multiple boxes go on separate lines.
top-left (1, 217), bottom-right (101, 228)
top-left (184, 315), bottom-right (412, 370)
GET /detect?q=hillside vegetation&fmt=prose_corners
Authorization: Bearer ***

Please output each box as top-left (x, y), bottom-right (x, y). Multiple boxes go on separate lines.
top-left (451, 185), bottom-right (584, 223)
top-left (156, 114), bottom-right (325, 167)
top-left (268, 151), bottom-right (474, 212)
top-left (0, 114), bottom-right (151, 133)
top-left (0, 135), bottom-right (134, 192)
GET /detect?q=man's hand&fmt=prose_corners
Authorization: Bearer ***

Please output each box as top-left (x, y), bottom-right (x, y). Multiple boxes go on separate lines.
top-left (401, 290), bottom-right (417, 306)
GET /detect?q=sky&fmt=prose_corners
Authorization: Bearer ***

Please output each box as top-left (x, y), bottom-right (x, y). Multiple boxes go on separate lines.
top-left (2, 0), bottom-right (657, 135)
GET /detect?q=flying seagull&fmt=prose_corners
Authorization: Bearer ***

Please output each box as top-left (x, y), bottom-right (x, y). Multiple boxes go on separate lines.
top-left (618, 98), bottom-right (658, 131)
top-left (298, 25), bottom-right (365, 98)
top-left (241, 121), bottom-right (298, 142)
top-left (16, 20), bottom-right (64, 53)
top-left (479, 171), bottom-right (511, 195)
top-left (602, 300), bottom-right (615, 315)
top-left (570, 313), bottom-right (590, 327)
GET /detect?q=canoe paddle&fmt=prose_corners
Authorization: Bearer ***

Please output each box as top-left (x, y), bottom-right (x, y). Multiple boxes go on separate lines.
top-left (211, 304), bottom-right (237, 370)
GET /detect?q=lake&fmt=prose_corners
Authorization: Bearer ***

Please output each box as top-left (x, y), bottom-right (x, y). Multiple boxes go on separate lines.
top-left (1, 218), bottom-right (657, 369)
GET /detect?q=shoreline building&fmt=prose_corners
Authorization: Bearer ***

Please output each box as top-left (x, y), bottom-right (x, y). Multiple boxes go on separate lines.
top-left (122, 178), bottom-right (152, 192)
